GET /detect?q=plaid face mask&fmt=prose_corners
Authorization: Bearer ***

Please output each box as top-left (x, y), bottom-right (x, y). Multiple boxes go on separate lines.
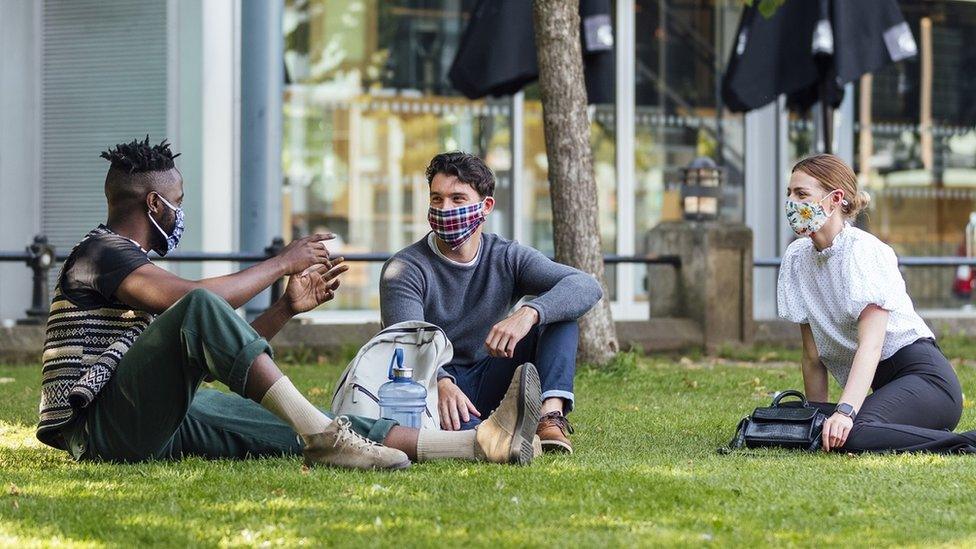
top-left (428, 200), bottom-right (487, 250)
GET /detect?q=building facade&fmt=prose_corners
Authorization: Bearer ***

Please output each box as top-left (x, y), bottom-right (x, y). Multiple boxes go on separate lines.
top-left (1, 0), bottom-right (975, 324)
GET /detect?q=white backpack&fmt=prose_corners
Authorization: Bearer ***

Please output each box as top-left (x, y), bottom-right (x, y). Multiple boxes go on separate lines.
top-left (331, 321), bottom-right (453, 430)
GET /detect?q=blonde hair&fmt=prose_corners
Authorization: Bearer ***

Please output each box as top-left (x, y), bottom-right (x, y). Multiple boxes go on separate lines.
top-left (791, 154), bottom-right (871, 218)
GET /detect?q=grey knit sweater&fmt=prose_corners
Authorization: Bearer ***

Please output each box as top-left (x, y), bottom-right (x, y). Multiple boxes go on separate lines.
top-left (379, 232), bottom-right (603, 368)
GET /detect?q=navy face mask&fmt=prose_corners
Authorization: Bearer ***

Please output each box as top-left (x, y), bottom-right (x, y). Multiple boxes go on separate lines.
top-left (147, 192), bottom-right (185, 256)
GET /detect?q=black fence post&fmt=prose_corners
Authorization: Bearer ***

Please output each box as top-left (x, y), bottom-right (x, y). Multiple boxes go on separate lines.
top-left (19, 235), bottom-right (55, 325)
top-left (265, 237), bottom-right (286, 308)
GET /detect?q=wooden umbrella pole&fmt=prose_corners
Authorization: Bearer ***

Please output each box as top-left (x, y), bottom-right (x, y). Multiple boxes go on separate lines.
top-left (821, 78), bottom-right (833, 154)
top-left (859, 73), bottom-right (873, 182)
top-left (920, 16), bottom-right (934, 173)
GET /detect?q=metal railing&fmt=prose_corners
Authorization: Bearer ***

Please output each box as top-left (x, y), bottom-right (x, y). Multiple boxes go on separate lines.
top-left (754, 257), bottom-right (976, 268)
top-left (0, 235), bottom-right (683, 325)
top-left (9, 234), bottom-right (976, 325)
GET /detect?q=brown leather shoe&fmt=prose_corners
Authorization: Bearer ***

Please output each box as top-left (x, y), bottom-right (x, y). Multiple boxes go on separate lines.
top-left (537, 411), bottom-right (574, 454)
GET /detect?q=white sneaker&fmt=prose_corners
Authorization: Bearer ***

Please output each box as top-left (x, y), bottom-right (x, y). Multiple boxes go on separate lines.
top-left (303, 416), bottom-right (411, 470)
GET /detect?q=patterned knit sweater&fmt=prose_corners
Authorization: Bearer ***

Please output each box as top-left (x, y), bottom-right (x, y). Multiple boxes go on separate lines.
top-left (36, 227), bottom-right (154, 450)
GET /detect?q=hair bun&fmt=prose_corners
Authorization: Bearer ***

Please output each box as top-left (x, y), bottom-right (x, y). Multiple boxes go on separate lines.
top-left (847, 190), bottom-right (871, 216)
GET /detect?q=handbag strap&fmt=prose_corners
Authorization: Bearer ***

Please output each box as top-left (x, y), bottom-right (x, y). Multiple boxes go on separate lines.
top-left (771, 389), bottom-right (807, 407)
top-left (717, 417), bottom-right (749, 454)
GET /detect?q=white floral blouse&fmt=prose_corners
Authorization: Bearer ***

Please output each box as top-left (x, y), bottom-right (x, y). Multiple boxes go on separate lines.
top-left (776, 224), bottom-right (934, 386)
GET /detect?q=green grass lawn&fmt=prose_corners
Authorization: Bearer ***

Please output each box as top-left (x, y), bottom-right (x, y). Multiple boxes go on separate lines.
top-left (4, 344), bottom-right (976, 547)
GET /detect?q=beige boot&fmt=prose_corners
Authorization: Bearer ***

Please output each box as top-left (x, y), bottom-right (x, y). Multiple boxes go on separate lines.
top-left (303, 417), bottom-right (411, 471)
top-left (474, 363), bottom-right (542, 465)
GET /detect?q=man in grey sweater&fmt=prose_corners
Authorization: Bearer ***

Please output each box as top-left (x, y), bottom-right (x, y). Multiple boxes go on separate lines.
top-left (380, 151), bottom-right (603, 453)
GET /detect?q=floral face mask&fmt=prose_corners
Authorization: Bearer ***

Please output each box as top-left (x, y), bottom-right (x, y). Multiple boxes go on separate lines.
top-left (785, 191), bottom-right (845, 236)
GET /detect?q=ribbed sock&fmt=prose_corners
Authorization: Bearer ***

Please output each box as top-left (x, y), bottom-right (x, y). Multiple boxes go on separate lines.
top-left (416, 429), bottom-right (478, 461)
top-left (260, 376), bottom-right (331, 439)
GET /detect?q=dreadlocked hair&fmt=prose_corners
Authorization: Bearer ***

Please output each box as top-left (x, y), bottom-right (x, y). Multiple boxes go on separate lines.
top-left (100, 135), bottom-right (181, 173)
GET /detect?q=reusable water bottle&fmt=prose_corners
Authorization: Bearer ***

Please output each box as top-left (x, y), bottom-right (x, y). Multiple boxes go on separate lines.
top-left (378, 348), bottom-right (427, 429)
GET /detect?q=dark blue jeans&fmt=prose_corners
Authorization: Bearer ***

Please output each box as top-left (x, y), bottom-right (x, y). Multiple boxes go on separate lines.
top-left (444, 320), bottom-right (578, 430)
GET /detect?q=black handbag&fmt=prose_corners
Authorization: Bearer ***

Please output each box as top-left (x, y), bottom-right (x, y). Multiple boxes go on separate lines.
top-left (724, 390), bottom-right (827, 451)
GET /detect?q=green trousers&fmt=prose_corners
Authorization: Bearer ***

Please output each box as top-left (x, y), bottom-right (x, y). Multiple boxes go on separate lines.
top-left (63, 288), bottom-right (396, 462)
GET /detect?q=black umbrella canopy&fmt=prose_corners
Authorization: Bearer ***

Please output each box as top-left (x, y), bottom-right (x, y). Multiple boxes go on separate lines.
top-left (722, 0), bottom-right (917, 114)
top-left (722, 0), bottom-right (824, 113)
top-left (448, 0), bottom-right (538, 99)
top-left (448, 0), bottom-right (615, 104)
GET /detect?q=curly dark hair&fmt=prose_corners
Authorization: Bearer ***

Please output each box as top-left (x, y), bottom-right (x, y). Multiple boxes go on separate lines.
top-left (425, 151), bottom-right (495, 197)
top-left (100, 135), bottom-right (180, 173)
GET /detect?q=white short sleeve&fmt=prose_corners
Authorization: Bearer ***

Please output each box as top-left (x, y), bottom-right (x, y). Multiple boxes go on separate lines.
top-left (777, 243), bottom-right (809, 324)
top-left (845, 239), bottom-right (901, 318)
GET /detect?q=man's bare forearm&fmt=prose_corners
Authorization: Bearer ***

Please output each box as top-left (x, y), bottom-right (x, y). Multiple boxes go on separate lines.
top-left (195, 257), bottom-right (287, 309)
top-left (117, 235), bottom-right (333, 314)
top-left (250, 299), bottom-right (294, 341)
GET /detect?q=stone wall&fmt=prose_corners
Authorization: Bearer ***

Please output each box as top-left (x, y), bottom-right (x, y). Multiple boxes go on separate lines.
top-left (5, 315), bottom-right (975, 363)
top-left (0, 318), bottom-right (706, 364)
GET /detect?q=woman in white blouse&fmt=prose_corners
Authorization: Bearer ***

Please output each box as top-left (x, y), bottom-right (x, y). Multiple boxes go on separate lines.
top-left (778, 153), bottom-right (976, 453)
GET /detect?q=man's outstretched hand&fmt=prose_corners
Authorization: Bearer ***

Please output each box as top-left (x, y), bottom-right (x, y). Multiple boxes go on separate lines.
top-left (485, 306), bottom-right (539, 358)
top-left (277, 233), bottom-right (335, 275)
top-left (282, 259), bottom-right (349, 315)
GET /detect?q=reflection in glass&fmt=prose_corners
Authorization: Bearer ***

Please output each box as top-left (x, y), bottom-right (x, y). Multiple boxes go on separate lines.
top-left (852, 1), bottom-right (976, 309)
top-left (283, 0), bottom-right (510, 311)
top-left (633, 0), bottom-right (745, 302)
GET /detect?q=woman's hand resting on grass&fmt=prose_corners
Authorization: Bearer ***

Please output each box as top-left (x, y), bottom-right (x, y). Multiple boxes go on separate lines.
top-left (822, 412), bottom-right (853, 451)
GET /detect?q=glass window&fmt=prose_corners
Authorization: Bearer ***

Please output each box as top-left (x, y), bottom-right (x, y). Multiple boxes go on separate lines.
top-left (853, 1), bottom-right (976, 309)
top-left (283, 0), bottom-right (511, 312)
top-left (519, 85), bottom-right (618, 297)
top-left (633, 0), bottom-right (745, 302)
top-left (282, 0), bottom-right (749, 316)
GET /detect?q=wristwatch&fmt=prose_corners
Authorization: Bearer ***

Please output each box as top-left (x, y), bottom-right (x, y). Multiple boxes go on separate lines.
top-left (834, 402), bottom-right (857, 421)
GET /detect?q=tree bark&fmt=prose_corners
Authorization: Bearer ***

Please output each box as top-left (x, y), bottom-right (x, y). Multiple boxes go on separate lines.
top-left (532, 0), bottom-right (619, 365)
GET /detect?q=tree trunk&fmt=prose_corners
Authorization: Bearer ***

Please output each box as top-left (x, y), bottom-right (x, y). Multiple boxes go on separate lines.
top-left (532, 0), bottom-right (619, 365)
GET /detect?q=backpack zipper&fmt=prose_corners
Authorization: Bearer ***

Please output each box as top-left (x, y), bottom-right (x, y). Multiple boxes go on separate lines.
top-left (351, 383), bottom-right (379, 403)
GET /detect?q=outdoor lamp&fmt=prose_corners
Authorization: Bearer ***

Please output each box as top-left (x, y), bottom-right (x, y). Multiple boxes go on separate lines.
top-left (680, 157), bottom-right (723, 221)
top-left (21, 235), bottom-right (56, 325)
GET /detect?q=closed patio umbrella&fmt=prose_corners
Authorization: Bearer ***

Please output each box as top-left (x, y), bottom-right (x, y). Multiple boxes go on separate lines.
top-left (448, 0), bottom-right (615, 104)
top-left (722, 0), bottom-right (917, 153)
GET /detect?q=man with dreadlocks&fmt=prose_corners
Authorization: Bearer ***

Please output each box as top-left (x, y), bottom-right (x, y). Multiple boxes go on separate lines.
top-left (36, 136), bottom-right (543, 469)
